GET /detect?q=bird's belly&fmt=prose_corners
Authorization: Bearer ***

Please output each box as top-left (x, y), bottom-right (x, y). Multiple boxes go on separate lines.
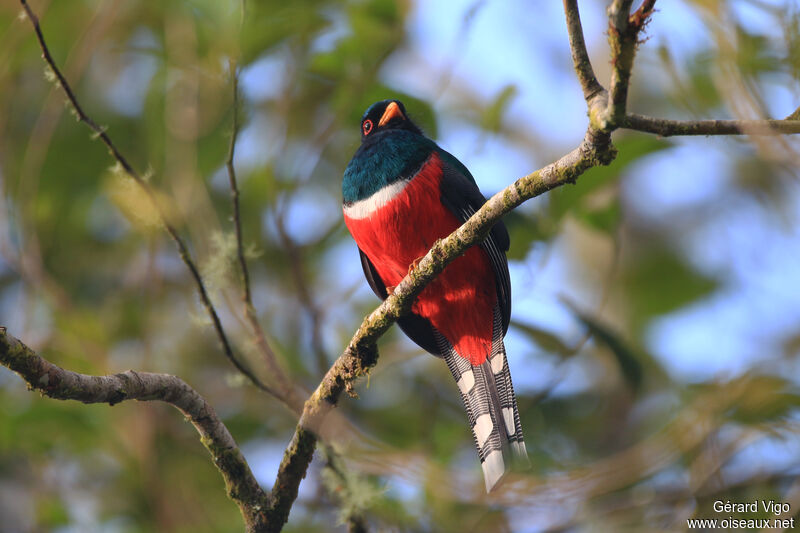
top-left (344, 154), bottom-right (496, 364)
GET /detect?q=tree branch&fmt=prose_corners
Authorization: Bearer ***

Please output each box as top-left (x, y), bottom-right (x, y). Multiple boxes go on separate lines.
top-left (19, 0), bottom-right (280, 400)
top-left (623, 113), bottom-right (800, 136)
top-left (224, 57), bottom-right (297, 406)
top-left (603, 0), bottom-right (654, 129)
top-left (0, 328), bottom-right (271, 531)
top-left (562, 0), bottom-right (606, 106)
top-left (226, 58), bottom-right (250, 312)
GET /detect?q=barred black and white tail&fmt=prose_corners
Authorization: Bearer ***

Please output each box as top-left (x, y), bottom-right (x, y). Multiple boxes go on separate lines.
top-left (436, 308), bottom-right (528, 492)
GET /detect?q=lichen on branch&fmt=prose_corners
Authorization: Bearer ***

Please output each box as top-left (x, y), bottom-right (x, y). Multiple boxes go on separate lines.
top-left (0, 328), bottom-right (271, 531)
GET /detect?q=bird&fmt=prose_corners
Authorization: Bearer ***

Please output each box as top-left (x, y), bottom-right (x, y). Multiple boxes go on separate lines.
top-left (341, 99), bottom-right (528, 492)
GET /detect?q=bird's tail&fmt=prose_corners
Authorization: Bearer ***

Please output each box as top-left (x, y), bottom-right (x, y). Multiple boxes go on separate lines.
top-left (436, 310), bottom-right (528, 492)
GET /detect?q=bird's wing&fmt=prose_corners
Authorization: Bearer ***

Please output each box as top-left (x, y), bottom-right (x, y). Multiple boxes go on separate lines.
top-left (437, 153), bottom-right (512, 335)
top-left (358, 248), bottom-right (440, 355)
top-left (354, 149), bottom-right (511, 353)
top-left (358, 247), bottom-right (388, 300)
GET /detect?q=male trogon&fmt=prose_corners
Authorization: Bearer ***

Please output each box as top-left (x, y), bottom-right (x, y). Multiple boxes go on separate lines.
top-left (342, 99), bottom-right (528, 492)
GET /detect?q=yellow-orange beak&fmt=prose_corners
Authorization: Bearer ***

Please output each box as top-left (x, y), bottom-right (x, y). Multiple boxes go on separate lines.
top-left (378, 101), bottom-right (405, 126)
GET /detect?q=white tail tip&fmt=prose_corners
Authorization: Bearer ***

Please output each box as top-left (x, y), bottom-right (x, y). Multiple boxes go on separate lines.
top-left (482, 449), bottom-right (506, 492)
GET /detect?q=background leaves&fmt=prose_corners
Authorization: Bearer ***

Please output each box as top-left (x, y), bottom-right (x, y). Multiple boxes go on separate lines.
top-left (2, 0), bottom-right (800, 531)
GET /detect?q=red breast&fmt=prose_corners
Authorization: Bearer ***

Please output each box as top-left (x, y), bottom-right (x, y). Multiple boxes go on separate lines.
top-left (344, 152), bottom-right (497, 364)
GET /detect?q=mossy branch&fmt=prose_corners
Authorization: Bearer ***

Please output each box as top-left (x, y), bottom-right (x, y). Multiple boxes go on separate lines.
top-left (0, 328), bottom-right (272, 531)
top-left (604, 0), bottom-right (642, 129)
top-left (563, 0), bottom-right (606, 111)
top-left (622, 114), bottom-right (800, 136)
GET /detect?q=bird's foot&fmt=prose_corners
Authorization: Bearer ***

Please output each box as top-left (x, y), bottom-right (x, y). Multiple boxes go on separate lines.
top-left (408, 256), bottom-right (424, 275)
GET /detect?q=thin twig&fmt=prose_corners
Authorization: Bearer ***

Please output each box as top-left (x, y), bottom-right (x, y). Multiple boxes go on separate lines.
top-left (19, 0), bottom-right (280, 399)
top-left (223, 55), bottom-right (297, 408)
top-left (562, 0), bottom-right (605, 103)
top-left (608, 0), bottom-right (635, 30)
top-left (0, 329), bottom-right (271, 532)
top-left (623, 113), bottom-right (800, 136)
top-left (222, 0), bottom-right (296, 404)
top-left (226, 58), bottom-right (251, 307)
top-left (604, 0), bottom-right (649, 128)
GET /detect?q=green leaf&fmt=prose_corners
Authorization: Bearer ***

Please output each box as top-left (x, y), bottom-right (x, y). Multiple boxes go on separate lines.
top-left (782, 331), bottom-right (800, 357)
top-left (735, 26), bottom-right (781, 76)
top-left (502, 210), bottom-right (552, 260)
top-left (578, 198), bottom-right (621, 235)
top-left (571, 310), bottom-right (644, 390)
top-left (480, 84), bottom-right (518, 133)
top-left (684, 51), bottom-right (722, 111)
top-left (726, 376), bottom-right (800, 424)
top-left (37, 497), bottom-right (70, 528)
top-left (512, 319), bottom-right (573, 357)
top-left (622, 249), bottom-right (717, 327)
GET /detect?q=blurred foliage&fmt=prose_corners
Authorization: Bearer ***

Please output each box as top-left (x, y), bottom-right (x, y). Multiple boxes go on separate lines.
top-left (1, 0), bottom-right (800, 531)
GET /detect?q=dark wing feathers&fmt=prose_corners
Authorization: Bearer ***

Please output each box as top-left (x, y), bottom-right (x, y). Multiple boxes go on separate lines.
top-left (438, 159), bottom-right (511, 335)
top-left (358, 249), bottom-right (441, 354)
top-left (358, 248), bottom-right (388, 300)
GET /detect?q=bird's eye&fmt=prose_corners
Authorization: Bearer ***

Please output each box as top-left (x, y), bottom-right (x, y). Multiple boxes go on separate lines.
top-left (362, 119), bottom-right (373, 136)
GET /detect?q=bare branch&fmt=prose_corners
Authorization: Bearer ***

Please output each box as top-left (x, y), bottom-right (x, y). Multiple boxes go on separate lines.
top-left (19, 0), bottom-right (280, 399)
top-left (604, 0), bottom-right (656, 129)
top-left (623, 113), bottom-right (800, 136)
top-left (562, 0), bottom-right (606, 105)
top-left (226, 58), bottom-right (251, 308)
top-left (224, 57), bottom-right (297, 405)
top-left (608, 0), bottom-right (637, 28)
top-left (219, 0), bottom-right (297, 406)
top-left (0, 328), bottom-right (271, 531)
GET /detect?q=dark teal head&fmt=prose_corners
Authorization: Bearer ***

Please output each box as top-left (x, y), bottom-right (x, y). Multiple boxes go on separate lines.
top-left (358, 99), bottom-right (423, 139)
top-left (343, 99), bottom-right (434, 204)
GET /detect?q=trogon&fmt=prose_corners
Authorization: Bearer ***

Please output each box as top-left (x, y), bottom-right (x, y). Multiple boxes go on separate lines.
top-left (342, 99), bottom-right (528, 492)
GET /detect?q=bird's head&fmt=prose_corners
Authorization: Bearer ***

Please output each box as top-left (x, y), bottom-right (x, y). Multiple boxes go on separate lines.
top-left (359, 99), bottom-right (423, 140)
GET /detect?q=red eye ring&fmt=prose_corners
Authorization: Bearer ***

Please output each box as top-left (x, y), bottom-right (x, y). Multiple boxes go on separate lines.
top-left (362, 119), bottom-right (373, 135)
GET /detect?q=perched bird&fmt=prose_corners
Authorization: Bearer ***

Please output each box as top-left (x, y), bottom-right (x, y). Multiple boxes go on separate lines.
top-left (342, 99), bottom-right (528, 492)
